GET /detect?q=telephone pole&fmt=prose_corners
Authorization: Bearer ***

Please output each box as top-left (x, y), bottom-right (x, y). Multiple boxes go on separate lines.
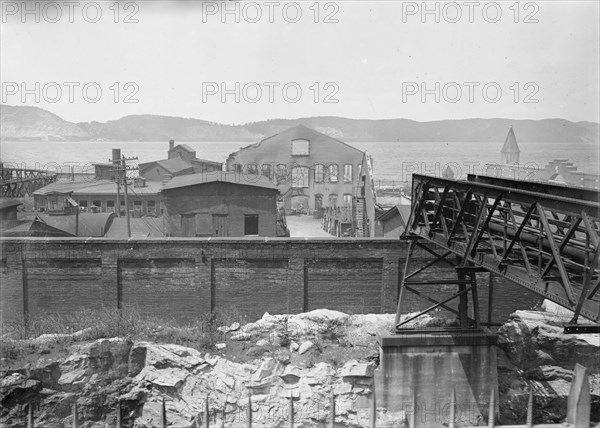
top-left (111, 150), bottom-right (138, 238)
top-left (121, 155), bottom-right (138, 238)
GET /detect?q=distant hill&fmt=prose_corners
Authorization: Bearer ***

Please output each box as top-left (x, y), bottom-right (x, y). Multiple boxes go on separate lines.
top-left (0, 105), bottom-right (89, 140)
top-left (1, 105), bottom-right (598, 144)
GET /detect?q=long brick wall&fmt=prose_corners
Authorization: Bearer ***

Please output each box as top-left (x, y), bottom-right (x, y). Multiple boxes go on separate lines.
top-left (0, 238), bottom-right (542, 327)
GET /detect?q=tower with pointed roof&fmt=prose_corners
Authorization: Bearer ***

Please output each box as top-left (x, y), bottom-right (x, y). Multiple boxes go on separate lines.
top-left (501, 127), bottom-right (520, 164)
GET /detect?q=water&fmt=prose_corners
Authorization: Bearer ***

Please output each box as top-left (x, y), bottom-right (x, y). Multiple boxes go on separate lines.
top-left (1, 140), bottom-right (598, 184)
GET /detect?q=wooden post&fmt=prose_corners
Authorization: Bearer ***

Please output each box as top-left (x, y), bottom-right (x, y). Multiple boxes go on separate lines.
top-left (247, 390), bottom-right (252, 428)
top-left (288, 397), bottom-right (294, 428)
top-left (27, 402), bottom-right (34, 428)
top-left (488, 387), bottom-right (495, 428)
top-left (71, 402), bottom-right (78, 428)
top-left (410, 390), bottom-right (416, 428)
top-left (526, 386), bottom-right (533, 428)
top-left (449, 387), bottom-right (455, 428)
top-left (370, 388), bottom-right (376, 428)
top-left (567, 363), bottom-right (591, 428)
top-left (205, 395), bottom-right (210, 428)
top-left (160, 396), bottom-right (167, 428)
top-left (328, 392), bottom-right (335, 428)
top-left (116, 400), bottom-right (121, 428)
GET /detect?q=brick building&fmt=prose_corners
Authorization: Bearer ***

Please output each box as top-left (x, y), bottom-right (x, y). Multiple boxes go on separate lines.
top-left (139, 140), bottom-right (222, 182)
top-left (226, 125), bottom-right (365, 214)
top-left (161, 172), bottom-right (286, 237)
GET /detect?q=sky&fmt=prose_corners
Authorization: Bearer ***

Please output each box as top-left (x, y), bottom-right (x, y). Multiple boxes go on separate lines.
top-left (1, 0), bottom-right (599, 124)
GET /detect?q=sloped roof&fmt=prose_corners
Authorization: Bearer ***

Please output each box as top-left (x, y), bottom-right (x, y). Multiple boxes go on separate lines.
top-left (140, 157), bottom-right (195, 175)
top-left (34, 179), bottom-right (162, 196)
top-left (0, 219), bottom-right (73, 237)
top-left (173, 144), bottom-right (196, 153)
top-left (38, 213), bottom-right (114, 237)
top-left (501, 127), bottom-right (520, 153)
top-left (0, 199), bottom-right (23, 210)
top-left (231, 124), bottom-right (363, 157)
top-left (162, 171), bottom-right (278, 191)
top-left (104, 217), bottom-right (165, 238)
top-left (376, 204), bottom-right (413, 225)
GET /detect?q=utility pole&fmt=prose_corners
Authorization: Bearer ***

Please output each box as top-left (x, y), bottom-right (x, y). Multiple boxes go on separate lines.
top-left (120, 155), bottom-right (138, 238)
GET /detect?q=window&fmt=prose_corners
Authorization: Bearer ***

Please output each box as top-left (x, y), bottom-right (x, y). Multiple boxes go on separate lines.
top-left (246, 163), bottom-right (259, 176)
top-left (262, 164), bottom-right (273, 180)
top-left (328, 194), bottom-right (338, 207)
top-left (244, 214), bottom-right (259, 235)
top-left (291, 139), bottom-right (310, 156)
top-left (343, 194), bottom-right (353, 206)
top-left (134, 200), bottom-right (142, 213)
top-left (181, 214), bottom-right (196, 237)
top-left (147, 200), bottom-right (156, 216)
top-left (328, 164), bottom-right (339, 183)
top-left (291, 166), bottom-right (309, 188)
top-left (92, 200), bottom-right (102, 208)
top-left (106, 200), bottom-right (115, 213)
top-left (79, 200), bottom-right (88, 212)
top-left (344, 164), bottom-right (353, 183)
top-left (314, 164), bottom-right (325, 183)
top-left (275, 164), bottom-right (288, 185)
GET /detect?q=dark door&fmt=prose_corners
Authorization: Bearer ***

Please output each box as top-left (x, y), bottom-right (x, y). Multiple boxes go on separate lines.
top-left (212, 214), bottom-right (228, 237)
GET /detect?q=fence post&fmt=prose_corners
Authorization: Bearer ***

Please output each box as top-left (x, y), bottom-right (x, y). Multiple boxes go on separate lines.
top-left (288, 396), bottom-right (294, 428)
top-left (116, 400), bottom-right (121, 428)
top-left (410, 390), bottom-right (416, 428)
top-left (205, 394), bottom-right (210, 428)
top-left (526, 386), bottom-right (533, 428)
top-left (567, 363), bottom-right (591, 428)
top-left (71, 402), bottom-right (78, 428)
top-left (247, 390), bottom-right (252, 428)
top-left (27, 402), bottom-right (34, 428)
top-left (329, 392), bottom-right (335, 428)
top-left (449, 387), bottom-right (455, 428)
top-left (160, 396), bottom-right (167, 428)
top-left (488, 387), bottom-right (495, 428)
top-left (369, 387), bottom-right (376, 428)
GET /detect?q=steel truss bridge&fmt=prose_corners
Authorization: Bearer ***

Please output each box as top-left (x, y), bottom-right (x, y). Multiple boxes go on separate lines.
top-left (396, 174), bottom-right (600, 332)
top-left (0, 164), bottom-right (57, 197)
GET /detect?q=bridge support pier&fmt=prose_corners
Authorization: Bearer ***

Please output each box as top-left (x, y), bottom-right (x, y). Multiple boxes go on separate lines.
top-left (374, 329), bottom-right (498, 427)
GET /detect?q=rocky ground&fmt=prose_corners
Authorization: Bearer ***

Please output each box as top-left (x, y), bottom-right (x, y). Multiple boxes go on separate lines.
top-left (1, 304), bottom-right (599, 427)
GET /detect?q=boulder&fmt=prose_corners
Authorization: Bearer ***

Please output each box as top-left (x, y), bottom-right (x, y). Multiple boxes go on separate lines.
top-left (298, 340), bottom-right (314, 355)
top-left (340, 360), bottom-right (374, 378)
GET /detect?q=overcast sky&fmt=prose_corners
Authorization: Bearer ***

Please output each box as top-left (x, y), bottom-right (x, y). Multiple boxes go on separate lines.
top-left (1, 1), bottom-right (598, 124)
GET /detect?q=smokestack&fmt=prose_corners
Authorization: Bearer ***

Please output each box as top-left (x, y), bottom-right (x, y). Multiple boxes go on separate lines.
top-left (169, 140), bottom-right (175, 151)
top-left (112, 149), bottom-right (121, 164)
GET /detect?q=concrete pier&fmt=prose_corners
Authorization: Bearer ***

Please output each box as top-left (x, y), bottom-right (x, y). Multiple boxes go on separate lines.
top-left (374, 329), bottom-right (498, 427)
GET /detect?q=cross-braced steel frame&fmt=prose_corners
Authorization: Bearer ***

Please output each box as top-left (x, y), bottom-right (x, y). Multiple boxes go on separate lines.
top-left (395, 174), bottom-right (600, 332)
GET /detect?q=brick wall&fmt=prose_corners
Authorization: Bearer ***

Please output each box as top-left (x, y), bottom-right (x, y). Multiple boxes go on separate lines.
top-left (0, 238), bottom-right (541, 327)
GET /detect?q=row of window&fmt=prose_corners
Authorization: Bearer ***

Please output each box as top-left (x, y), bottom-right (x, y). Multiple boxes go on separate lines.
top-left (77, 199), bottom-right (158, 215)
top-left (232, 163), bottom-right (362, 185)
top-left (317, 193), bottom-right (353, 207)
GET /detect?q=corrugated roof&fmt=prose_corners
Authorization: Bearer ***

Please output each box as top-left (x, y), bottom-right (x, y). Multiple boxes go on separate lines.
top-left (162, 171), bottom-right (278, 191)
top-left (34, 179), bottom-right (162, 196)
top-left (38, 213), bottom-right (114, 237)
top-left (501, 127), bottom-right (520, 153)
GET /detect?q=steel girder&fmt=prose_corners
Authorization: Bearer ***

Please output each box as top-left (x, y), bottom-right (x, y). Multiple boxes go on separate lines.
top-left (404, 174), bottom-right (600, 323)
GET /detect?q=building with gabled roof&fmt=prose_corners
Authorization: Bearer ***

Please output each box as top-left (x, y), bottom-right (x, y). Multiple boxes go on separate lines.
top-left (139, 140), bottom-right (222, 182)
top-left (501, 127), bottom-right (520, 164)
top-left (161, 172), bottom-right (285, 237)
top-left (226, 125), bottom-right (365, 215)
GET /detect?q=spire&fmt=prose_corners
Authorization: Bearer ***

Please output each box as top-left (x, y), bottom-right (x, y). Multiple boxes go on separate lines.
top-left (501, 127), bottom-right (520, 164)
top-left (501, 127), bottom-right (520, 153)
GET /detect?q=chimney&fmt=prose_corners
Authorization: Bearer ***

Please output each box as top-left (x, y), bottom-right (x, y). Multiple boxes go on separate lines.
top-left (169, 140), bottom-right (175, 151)
top-left (112, 149), bottom-right (121, 164)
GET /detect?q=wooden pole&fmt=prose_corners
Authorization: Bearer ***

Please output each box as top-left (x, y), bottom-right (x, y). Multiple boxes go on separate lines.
top-left (526, 386), bottom-right (533, 428)
top-left (247, 391), bottom-right (252, 428)
top-left (71, 402), bottom-right (78, 428)
top-left (122, 156), bottom-right (131, 238)
top-left (488, 387), bottom-right (495, 428)
top-left (116, 400), bottom-right (121, 428)
top-left (27, 402), bottom-right (34, 428)
top-left (288, 397), bottom-right (294, 428)
top-left (369, 388), bottom-right (376, 428)
top-left (567, 363), bottom-right (591, 428)
top-left (161, 396), bottom-right (167, 428)
top-left (449, 387), bottom-right (455, 428)
top-left (205, 395), bottom-right (210, 428)
top-left (329, 392), bottom-right (335, 428)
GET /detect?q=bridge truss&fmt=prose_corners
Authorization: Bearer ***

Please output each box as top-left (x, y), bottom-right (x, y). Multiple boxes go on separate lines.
top-left (0, 165), bottom-right (57, 197)
top-left (396, 174), bottom-right (600, 332)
